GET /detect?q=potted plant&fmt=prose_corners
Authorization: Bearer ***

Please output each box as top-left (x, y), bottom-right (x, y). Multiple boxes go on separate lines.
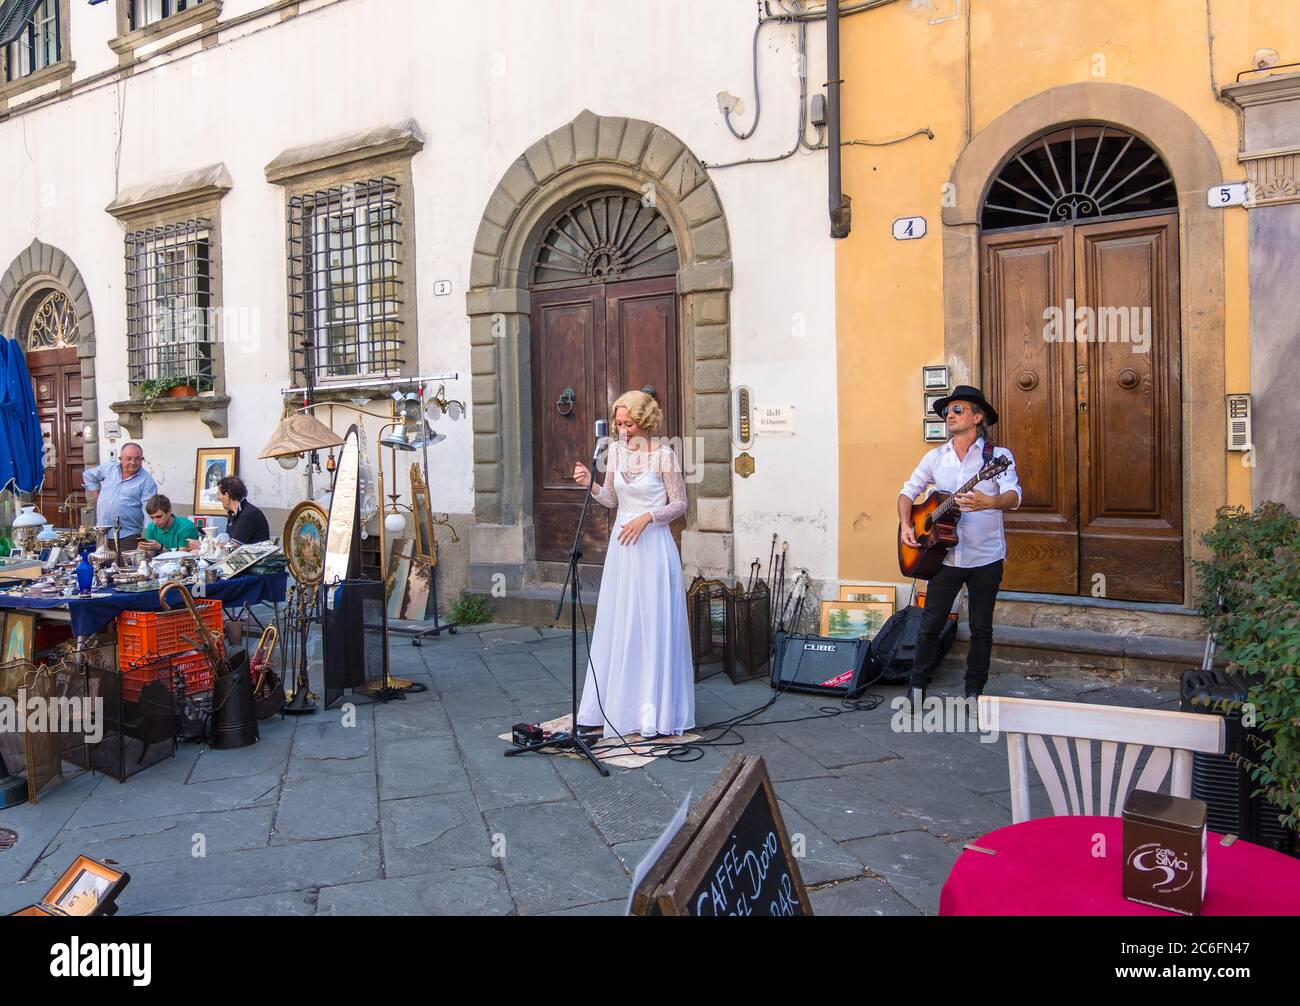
top-left (1195, 501), bottom-right (1300, 848)
top-left (137, 376), bottom-right (214, 411)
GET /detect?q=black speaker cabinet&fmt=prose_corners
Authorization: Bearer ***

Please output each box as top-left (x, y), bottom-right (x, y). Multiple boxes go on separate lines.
top-left (770, 632), bottom-right (873, 697)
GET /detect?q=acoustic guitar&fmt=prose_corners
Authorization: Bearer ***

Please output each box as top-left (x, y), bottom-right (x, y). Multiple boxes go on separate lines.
top-left (897, 454), bottom-right (1011, 579)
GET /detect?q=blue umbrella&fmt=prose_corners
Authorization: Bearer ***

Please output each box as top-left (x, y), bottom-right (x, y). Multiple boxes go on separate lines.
top-left (0, 336), bottom-right (45, 495)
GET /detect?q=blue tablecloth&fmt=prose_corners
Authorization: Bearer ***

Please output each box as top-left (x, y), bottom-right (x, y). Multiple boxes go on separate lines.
top-left (0, 572), bottom-right (288, 637)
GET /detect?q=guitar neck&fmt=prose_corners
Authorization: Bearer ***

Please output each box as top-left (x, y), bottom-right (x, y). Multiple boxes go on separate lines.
top-left (933, 471), bottom-right (986, 521)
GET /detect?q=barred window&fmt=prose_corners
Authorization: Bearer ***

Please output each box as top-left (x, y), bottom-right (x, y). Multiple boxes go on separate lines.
top-left (288, 177), bottom-right (404, 384)
top-left (1, 0), bottom-right (60, 82)
top-left (125, 220), bottom-right (214, 390)
top-left (128, 0), bottom-right (203, 31)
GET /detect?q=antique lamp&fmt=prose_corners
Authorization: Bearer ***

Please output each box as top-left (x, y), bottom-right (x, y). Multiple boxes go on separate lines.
top-left (12, 505), bottom-right (49, 558)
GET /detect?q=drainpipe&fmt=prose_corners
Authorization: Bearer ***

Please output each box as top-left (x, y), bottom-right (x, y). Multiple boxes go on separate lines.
top-left (827, 0), bottom-right (851, 238)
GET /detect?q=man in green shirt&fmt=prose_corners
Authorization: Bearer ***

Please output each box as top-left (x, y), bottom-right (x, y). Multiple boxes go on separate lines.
top-left (140, 494), bottom-right (200, 554)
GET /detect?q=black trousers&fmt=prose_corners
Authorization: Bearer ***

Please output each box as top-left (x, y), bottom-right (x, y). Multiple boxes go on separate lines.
top-left (908, 559), bottom-right (1003, 693)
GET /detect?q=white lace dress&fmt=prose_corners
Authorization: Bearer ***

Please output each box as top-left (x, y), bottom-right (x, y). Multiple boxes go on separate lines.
top-left (576, 440), bottom-right (695, 738)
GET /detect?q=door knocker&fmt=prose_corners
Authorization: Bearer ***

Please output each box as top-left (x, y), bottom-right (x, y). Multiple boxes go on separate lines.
top-left (555, 387), bottom-right (576, 416)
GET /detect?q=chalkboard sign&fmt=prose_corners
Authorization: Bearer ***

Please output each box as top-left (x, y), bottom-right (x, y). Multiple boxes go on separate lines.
top-left (655, 755), bottom-right (811, 916)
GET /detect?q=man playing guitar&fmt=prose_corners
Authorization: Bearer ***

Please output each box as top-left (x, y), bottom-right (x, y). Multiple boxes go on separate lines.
top-left (897, 386), bottom-right (1021, 708)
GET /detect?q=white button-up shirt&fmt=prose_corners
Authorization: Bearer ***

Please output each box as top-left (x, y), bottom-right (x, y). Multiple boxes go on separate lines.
top-left (900, 437), bottom-right (1022, 569)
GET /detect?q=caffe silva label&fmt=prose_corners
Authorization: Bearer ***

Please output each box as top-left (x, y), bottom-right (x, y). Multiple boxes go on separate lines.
top-left (1124, 832), bottom-right (1207, 914)
top-left (1127, 842), bottom-right (1196, 894)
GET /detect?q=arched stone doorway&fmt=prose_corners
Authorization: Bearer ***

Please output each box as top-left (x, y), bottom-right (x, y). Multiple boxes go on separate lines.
top-left (0, 240), bottom-right (98, 520)
top-left (467, 110), bottom-right (734, 591)
top-left (941, 83), bottom-right (1225, 607)
top-left (979, 124), bottom-right (1183, 603)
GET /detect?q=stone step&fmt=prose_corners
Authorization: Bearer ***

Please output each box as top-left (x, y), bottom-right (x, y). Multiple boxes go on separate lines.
top-left (988, 591), bottom-right (1207, 641)
top-left (946, 622), bottom-right (1214, 683)
top-left (472, 581), bottom-right (603, 628)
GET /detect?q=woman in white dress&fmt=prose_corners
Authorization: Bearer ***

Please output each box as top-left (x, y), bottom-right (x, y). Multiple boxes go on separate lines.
top-left (571, 390), bottom-right (695, 739)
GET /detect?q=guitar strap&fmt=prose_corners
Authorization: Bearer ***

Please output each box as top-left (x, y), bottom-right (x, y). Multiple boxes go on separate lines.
top-left (982, 438), bottom-right (995, 465)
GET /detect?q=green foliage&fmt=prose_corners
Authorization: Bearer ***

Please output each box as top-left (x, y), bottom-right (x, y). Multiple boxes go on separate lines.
top-left (450, 591), bottom-right (492, 626)
top-left (1194, 502), bottom-right (1300, 831)
top-left (136, 375), bottom-right (214, 409)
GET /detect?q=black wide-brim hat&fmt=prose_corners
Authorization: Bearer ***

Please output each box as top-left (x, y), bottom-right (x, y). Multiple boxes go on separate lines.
top-left (932, 385), bottom-right (998, 426)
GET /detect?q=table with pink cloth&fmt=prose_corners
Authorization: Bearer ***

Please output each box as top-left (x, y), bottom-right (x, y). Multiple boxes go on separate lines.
top-left (940, 815), bottom-right (1300, 916)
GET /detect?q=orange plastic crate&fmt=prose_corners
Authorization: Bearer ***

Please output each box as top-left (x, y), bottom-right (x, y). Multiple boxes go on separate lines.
top-left (121, 649), bottom-right (219, 703)
top-left (170, 650), bottom-right (216, 695)
top-left (117, 600), bottom-right (223, 666)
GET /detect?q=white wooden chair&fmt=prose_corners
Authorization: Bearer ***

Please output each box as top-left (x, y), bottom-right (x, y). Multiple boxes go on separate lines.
top-left (977, 696), bottom-right (1226, 824)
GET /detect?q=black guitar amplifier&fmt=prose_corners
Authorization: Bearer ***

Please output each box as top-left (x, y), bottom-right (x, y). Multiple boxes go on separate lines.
top-left (770, 632), bottom-right (874, 697)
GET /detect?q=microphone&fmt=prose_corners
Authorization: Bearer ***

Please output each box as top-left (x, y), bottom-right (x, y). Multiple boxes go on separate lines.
top-left (592, 419), bottom-right (610, 465)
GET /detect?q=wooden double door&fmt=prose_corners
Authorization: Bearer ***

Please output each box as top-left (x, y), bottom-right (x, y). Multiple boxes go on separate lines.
top-left (530, 276), bottom-right (681, 564)
top-left (980, 213), bottom-right (1183, 603)
top-left (28, 346), bottom-right (85, 524)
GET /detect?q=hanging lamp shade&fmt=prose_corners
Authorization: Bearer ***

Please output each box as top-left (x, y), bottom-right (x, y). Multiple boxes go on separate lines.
top-left (259, 413), bottom-right (345, 460)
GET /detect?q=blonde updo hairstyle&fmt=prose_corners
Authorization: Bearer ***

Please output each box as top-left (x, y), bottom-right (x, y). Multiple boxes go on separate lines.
top-left (610, 390), bottom-right (663, 434)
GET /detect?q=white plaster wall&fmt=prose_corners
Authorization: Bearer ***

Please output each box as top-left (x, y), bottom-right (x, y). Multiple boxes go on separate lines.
top-left (0, 0), bottom-right (840, 584)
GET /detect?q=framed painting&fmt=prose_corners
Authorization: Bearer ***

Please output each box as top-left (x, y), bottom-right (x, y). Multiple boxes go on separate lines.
top-left (283, 501), bottom-right (328, 584)
top-left (819, 600), bottom-right (892, 641)
top-left (1, 611), bottom-right (36, 666)
top-left (194, 447), bottom-right (240, 516)
top-left (837, 584), bottom-right (896, 606)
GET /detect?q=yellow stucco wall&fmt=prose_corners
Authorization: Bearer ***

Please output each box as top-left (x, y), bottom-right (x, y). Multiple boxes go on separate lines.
top-left (836, 0), bottom-right (1293, 588)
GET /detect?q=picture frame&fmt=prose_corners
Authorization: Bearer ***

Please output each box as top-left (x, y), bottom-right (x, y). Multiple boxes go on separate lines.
top-left (194, 447), bottom-right (240, 517)
top-left (924, 392), bottom-right (946, 416)
top-left (211, 541), bottom-right (280, 580)
top-left (924, 419), bottom-right (947, 442)
top-left (838, 584), bottom-right (896, 606)
top-left (922, 365), bottom-right (950, 390)
top-left (283, 501), bottom-right (328, 584)
top-left (819, 599), bottom-right (893, 640)
top-left (2, 611), bottom-right (35, 665)
top-left (15, 855), bottom-right (132, 917)
top-left (409, 463), bottom-right (438, 564)
top-left (386, 539), bottom-right (412, 618)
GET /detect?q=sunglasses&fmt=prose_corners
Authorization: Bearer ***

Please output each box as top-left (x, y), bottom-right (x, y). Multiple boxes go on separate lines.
top-left (942, 404), bottom-right (971, 416)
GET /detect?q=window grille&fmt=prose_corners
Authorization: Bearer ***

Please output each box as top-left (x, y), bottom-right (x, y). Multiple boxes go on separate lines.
top-left (128, 0), bottom-right (203, 31)
top-left (2, 0), bottom-right (59, 82)
top-left (981, 125), bottom-right (1178, 232)
top-left (124, 219), bottom-right (214, 390)
top-left (287, 177), bottom-right (404, 384)
top-left (532, 189), bottom-right (679, 287)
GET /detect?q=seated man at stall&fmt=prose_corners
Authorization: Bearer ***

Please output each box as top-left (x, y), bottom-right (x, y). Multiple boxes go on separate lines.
top-left (187, 475), bottom-right (270, 547)
top-left (139, 494), bottom-right (200, 555)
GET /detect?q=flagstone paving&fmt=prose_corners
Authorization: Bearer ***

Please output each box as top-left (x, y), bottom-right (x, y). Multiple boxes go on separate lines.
top-left (0, 622), bottom-right (1180, 916)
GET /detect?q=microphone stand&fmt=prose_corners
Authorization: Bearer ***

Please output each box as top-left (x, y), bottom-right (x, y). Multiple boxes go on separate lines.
top-left (504, 433), bottom-right (610, 777)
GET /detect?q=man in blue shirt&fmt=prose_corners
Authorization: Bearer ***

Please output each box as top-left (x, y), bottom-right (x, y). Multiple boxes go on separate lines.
top-left (83, 443), bottom-right (158, 551)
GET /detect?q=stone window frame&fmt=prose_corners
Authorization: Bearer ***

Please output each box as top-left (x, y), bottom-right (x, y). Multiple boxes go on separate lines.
top-left (106, 162), bottom-right (233, 438)
top-left (108, 0), bottom-right (221, 64)
top-left (264, 120), bottom-right (425, 400)
top-left (0, 0), bottom-right (73, 107)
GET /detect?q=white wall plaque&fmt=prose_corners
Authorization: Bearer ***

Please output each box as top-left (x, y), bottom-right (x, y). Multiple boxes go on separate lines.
top-left (755, 405), bottom-right (795, 436)
top-left (433, 280), bottom-right (452, 296)
top-left (1207, 183), bottom-right (1248, 208)
top-left (892, 216), bottom-right (927, 240)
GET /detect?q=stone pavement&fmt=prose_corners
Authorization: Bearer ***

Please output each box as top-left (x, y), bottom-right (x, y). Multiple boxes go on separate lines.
top-left (0, 623), bottom-right (1180, 916)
